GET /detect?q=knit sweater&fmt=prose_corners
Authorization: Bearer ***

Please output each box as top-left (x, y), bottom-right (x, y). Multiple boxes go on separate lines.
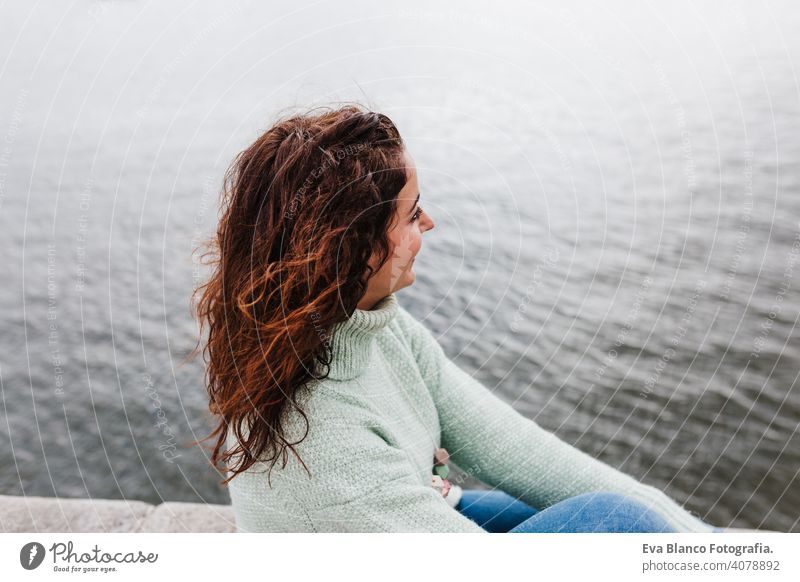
top-left (225, 293), bottom-right (715, 533)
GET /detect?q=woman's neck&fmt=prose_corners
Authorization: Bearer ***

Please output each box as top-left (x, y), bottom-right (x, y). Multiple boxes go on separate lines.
top-left (356, 291), bottom-right (388, 311)
top-left (324, 293), bottom-right (399, 380)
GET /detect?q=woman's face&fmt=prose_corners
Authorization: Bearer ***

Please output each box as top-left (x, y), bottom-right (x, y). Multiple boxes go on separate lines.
top-left (357, 149), bottom-right (435, 310)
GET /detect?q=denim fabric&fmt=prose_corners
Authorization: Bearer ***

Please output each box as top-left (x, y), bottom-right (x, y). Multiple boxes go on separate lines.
top-left (455, 489), bottom-right (540, 533)
top-left (456, 489), bottom-right (700, 533)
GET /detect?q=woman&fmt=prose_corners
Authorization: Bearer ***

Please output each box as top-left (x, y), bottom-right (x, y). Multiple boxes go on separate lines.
top-left (193, 104), bottom-right (720, 533)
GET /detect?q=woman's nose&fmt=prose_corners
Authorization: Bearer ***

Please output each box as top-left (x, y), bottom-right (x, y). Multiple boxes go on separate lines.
top-left (423, 211), bottom-right (435, 231)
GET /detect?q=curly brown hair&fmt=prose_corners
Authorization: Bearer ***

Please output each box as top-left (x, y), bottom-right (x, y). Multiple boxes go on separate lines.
top-left (191, 104), bottom-right (408, 486)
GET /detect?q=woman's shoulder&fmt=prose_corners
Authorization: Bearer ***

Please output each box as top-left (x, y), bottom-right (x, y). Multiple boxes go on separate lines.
top-left (386, 302), bottom-right (449, 375)
top-left (387, 301), bottom-right (437, 348)
top-left (280, 378), bottom-right (383, 440)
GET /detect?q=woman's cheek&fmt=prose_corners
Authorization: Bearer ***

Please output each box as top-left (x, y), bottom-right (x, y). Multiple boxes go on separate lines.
top-left (391, 228), bottom-right (416, 263)
top-left (409, 228), bottom-right (423, 258)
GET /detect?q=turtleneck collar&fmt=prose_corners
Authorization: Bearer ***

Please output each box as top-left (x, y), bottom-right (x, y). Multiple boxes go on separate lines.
top-left (324, 293), bottom-right (399, 381)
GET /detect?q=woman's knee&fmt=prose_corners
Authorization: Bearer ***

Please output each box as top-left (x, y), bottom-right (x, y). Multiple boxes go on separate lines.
top-left (559, 491), bottom-right (675, 533)
top-left (569, 491), bottom-right (637, 506)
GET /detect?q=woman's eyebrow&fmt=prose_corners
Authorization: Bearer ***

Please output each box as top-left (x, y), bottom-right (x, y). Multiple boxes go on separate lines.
top-left (408, 192), bottom-right (420, 216)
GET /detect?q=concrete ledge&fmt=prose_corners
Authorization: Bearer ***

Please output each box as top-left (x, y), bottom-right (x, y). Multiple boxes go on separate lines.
top-left (0, 495), bottom-right (235, 533)
top-left (0, 495), bottom-right (773, 533)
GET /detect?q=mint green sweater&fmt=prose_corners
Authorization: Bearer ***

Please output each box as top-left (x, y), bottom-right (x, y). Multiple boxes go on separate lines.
top-left (226, 293), bottom-right (715, 533)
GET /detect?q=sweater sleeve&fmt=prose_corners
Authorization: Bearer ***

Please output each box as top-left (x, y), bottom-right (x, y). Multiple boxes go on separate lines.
top-left (396, 307), bottom-right (716, 533)
top-left (284, 396), bottom-right (486, 533)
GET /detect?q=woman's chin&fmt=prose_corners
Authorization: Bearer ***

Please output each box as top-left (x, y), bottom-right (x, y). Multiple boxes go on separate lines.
top-left (393, 268), bottom-right (415, 292)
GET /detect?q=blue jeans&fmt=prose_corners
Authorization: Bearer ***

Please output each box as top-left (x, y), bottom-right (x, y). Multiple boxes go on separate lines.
top-left (455, 489), bottom-right (717, 533)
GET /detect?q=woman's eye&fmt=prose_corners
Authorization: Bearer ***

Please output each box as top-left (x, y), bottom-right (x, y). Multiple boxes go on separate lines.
top-left (412, 206), bottom-right (423, 221)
